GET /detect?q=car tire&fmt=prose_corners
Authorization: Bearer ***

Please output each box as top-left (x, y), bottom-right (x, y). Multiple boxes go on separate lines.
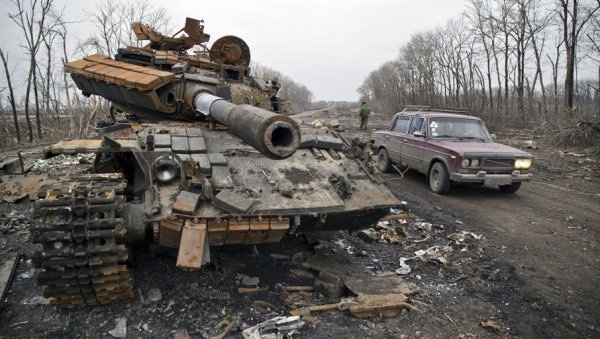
top-left (429, 162), bottom-right (450, 194)
top-left (498, 182), bottom-right (521, 193)
top-left (378, 148), bottom-right (392, 173)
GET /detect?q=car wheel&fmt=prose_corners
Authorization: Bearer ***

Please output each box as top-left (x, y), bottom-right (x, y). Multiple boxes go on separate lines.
top-left (429, 162), bottom-right (450, 194)
top-left (498, 182), bottom-right (521, 193)
top-left (378, 148), bottom-right (392, 173)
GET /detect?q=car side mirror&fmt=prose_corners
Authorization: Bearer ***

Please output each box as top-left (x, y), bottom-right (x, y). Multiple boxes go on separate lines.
top-left (491, 133), bottom-right (497, 140)
top-left (413, 131), bottom-right (426, 138)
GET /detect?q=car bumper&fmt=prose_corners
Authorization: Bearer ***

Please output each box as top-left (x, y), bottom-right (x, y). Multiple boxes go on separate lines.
top-left (450, 171), bottom-right (532, 185)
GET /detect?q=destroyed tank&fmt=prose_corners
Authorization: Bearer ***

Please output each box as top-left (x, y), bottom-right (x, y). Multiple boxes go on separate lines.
top-left (32, 18), bottom-right (399, 306)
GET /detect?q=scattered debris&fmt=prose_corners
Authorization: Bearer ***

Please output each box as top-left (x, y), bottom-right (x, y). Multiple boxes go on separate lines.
top-left (447, 231), bottom-right (482, 245)
top-left (252, 300), bottom-right (279, 314)
top-left (290, 302), bottom-right (345, 316)
top-left (242, 316), bottom-right (305, 339)
top-left (0, 253), bottom-right (19, 309)
top-left (349, 294), bottom-right (417, 318)
top-left (375, 222), bottom-right (409, 244)
top-left (145, 288), bottom-right (162, 302)
top-left (313, 271), bottom-right (345, 300)
top-left (282, 286), bottom-right (314, 292)
top-left (414, 246), bottom-right (453, 264)
top-left (396, 258), bottom-right (411, 275)
top-left (531, 302), bottom-right (542, 310)
top-left (289, 269), bottom-right (315, 279)
top-left (481, 319), bottom-right (502, 333)
top-left (174, 328), bottom-right (190, 339)
top-left (357, 228), bottom-right (379, 242)
top-left (413, 221), bottom-right (432, 232)
top-left (32, 153), bottom-right (95, 170)
top-left (163, 300), bottom-right (175, 313)
top-left (212, 316), bottom-right (238, 339)
top-left (238, 286), bottom-right (269, 294)
top-left (21, 296), bottom-right (50, 305)
top-left (108, 317), bottom-right (127, 338)
top-left (240, 275), bottom-right (260, 287)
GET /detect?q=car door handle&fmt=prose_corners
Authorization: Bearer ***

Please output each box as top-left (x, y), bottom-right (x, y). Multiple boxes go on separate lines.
top-left (403, 139), bottom-right (408, 143)
top-left (385, 135), bottom-right (390, 139)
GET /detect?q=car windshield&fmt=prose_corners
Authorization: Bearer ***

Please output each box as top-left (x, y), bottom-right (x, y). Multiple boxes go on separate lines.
top-left (428, 117), bottom-right (491, 141)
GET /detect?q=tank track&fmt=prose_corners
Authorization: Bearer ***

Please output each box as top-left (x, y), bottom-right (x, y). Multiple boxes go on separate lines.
top-left (32, 175), bottom-right (134, 307)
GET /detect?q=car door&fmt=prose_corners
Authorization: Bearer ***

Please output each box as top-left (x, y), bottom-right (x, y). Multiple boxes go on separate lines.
top-left (385, 116), bottom-right (410, 163)
top-left (401, 117), bottom-right (427, 172)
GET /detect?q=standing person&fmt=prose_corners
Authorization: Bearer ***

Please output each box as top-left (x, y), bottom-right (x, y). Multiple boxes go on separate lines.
top-left (359, 101), bottom-right (370, 130)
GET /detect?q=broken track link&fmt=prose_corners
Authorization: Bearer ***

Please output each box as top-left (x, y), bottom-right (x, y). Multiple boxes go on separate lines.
top-left (31, 174), bottom-right (134, 307)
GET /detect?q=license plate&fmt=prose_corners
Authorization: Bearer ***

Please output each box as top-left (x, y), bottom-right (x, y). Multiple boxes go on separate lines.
top-left (485, 177), bottom-right (512, 186)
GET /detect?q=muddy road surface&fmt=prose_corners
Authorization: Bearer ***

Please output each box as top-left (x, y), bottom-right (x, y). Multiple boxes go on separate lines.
top-left (382, 167), bottom-right (600, 337)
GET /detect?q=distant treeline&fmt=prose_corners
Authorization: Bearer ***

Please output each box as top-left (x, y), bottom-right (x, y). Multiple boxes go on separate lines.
top-left (358, 0), bottom-right (600, 130)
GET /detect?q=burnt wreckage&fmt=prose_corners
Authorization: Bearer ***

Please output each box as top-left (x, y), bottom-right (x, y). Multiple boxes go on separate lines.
top-left (32, 18), bottom-right (398, 306)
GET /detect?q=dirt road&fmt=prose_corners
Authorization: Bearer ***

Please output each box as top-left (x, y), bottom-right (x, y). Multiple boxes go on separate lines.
top-left (381, 155), bottom-right (600, 337)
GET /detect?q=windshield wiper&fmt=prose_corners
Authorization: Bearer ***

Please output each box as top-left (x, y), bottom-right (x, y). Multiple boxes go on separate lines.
top-left (436, 134), bottom-right (463, 140)
top-left (462, 136), bottom-right (488, 142)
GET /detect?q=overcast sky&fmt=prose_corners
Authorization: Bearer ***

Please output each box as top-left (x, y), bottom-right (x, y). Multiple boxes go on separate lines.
top-left (0, 0), bottom-right (468, 101)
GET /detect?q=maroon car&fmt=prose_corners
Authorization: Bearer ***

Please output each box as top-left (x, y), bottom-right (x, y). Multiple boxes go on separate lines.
top-left (371, 110), bottom-right (533, 194)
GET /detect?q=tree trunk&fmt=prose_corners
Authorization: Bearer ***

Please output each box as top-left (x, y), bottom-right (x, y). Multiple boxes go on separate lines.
top-left (0, 49), bottom-right (20, 142)
top-left (24, 61), bottom-right (34, 142)
top-left (32, 56), bottom-right (42, 139)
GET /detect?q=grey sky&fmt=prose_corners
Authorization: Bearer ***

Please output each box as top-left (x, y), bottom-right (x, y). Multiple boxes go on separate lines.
top-left (1, 0), bottom-right (468, 101)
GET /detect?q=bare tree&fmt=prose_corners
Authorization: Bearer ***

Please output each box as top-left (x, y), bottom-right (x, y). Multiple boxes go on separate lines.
top-left (9, 0), bottom-right (54, 141)
top-left (557, 0), bottom-right (600, 110)
top-left (0, 48), bottom-right (20, 142)
top-left (467, 0), bottom-right (495, 114)
top-left (79, 0), bottom-right (170, 56)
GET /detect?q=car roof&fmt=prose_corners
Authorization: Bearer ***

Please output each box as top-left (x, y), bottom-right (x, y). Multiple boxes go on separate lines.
top-left (395, 111), bottom-right (481, 120)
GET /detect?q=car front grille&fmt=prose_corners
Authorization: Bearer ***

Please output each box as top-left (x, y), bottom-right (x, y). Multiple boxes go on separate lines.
top-left (483, 158), bottom-right (514, 170)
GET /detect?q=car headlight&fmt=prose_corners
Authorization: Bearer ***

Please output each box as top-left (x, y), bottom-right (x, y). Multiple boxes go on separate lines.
top-left (471, 159), bottom-right (479, 167)
top-left (514, 158), bottom-right (532, 169)
top-left (461, 159), bottom-right (470, 167)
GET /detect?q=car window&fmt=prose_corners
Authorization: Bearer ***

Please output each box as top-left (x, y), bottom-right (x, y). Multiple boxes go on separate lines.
top-left (408, 117), bottom-right (424, 135)
top-left (428, 117), bottom-right (491, 140)
top-left (392, 117), bottom-right (410, 134)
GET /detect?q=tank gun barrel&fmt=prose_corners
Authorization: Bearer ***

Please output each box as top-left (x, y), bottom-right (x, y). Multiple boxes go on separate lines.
top-left (194, 93), bottom-right (300, 159)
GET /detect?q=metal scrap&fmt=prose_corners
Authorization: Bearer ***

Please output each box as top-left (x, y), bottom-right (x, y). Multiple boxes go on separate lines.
top-left (242, 316), bottom-right (305, 339)
top-left (414, 246), bottom-right (453, 264)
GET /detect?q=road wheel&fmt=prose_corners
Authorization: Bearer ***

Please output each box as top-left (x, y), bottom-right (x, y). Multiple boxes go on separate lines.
top-left (499, 182), bottom-right (521, 193)
top-left (377, 148), bottom-right (392, 173)
top-left (429, 162), bottom-right (450, 194)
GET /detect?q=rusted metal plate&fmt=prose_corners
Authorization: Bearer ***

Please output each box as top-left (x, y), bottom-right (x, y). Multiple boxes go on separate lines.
top-left (349, 294), bottom-right (412, 318)
top-left (160, 218), bottom-right (184, 248)
top-left (264, 218), bottom-right (290, 243)
top-left (225, 219), bottom-right (249, 244)
top-left (176, 220), bottom-right (207, 269)
top-left (0, 174), bottom-right (63, 203)
top-left (65, 54), bottom-right (175, 91)
top-left (207, 219), bottom-right (227, 246)
top-left (245, 218), bottom-right (269, 244)
top-left (172, 191), bottom-right (201, 215)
